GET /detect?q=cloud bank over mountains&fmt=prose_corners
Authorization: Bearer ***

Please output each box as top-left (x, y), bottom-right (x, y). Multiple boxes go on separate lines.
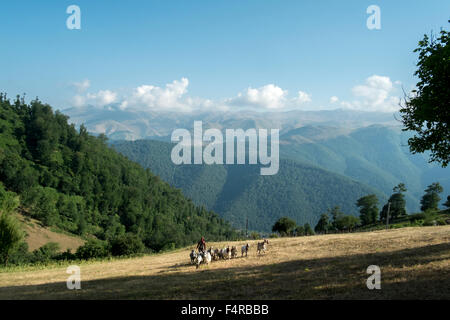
top-left (342, 75), bottom-right (401, 112)
top-left (70, 75), bottom-right (402, 113)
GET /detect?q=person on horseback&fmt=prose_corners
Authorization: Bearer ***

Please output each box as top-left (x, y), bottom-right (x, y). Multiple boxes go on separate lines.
top-left (197, 236), bottom-right (206, 253)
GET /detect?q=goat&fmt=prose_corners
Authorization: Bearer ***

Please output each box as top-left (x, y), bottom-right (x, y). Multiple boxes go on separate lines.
top-left (203, 251), bottom-right (212, 265)
top-left (220, 247), bottom-right (230, 260)
top-left (231, 246), bottom-right (238, 258)
top-left (190, 250), bottom-right (197, 264)
top-left (213, 248), bottom-right (220, 260)
top-left (195, 251), bottom-right (211, 269)
top-left (207, 247), bottom-right (215, 260)
top-left (194, 253), bottom-right (203, 269)
top-left (257, 239), bottom-right (269, 255)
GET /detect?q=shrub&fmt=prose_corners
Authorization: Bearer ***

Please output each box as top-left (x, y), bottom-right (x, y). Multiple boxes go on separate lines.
top-left (423, 218), bottom-right (438, 226)
top-left (295, 226), bottom-right (305, 236)
top-left (411, 219), bottom-right (424, 226)
top-left (269, 233), bottom-right (279, 238)
top-left (161, 242), bottom-right (176, 252)
top-left (250, 232), bottom-right (261, 240)
top-left (31, 242), bottom-right (60, 263)
top-left (423, 209), bottom-right (439, 226)
top-left (109, 233), bottom-right (145, 256)
top-left (0, 212), bottom-right (24, 265)
top-left (409, 213), bottom-right (426, 221)
top-left (8, 242), bottom-right (31, 265)
top-left (76, 239), bottom-right (109, 260)
top-left (55, 249), bottom-right (77, 261)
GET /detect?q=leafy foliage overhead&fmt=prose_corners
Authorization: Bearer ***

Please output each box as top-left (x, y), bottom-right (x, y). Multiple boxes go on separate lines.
top-left (400, 23), bottom-right (450, 167)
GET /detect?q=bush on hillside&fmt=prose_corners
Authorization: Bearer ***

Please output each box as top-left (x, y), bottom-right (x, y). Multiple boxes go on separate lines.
top-left (110, 233), bottom-right (145, 256)
top-left (76, 239), bottom-right (109, 260)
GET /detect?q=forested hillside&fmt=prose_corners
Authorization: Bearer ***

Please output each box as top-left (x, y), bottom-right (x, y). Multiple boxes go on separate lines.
top-left (113, 140), bottom-right (382, 232)
top-left (280, 125), bottom-right (450, 212)
top-left (0, 95), bottom-right (237, 253)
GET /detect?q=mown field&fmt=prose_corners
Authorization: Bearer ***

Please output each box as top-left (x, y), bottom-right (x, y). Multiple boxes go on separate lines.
top-left (0, 226), bottom-right (449, 300)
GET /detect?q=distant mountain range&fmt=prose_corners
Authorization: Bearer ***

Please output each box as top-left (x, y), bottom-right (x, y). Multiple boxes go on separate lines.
top-left (64, 106), bottom-right (399, 140)
top-left (65, 106), bottom-right (450, 232)
top-left (279, 124), bottom-right (450, 213)
top-left (112, 139), bottom-right (382, 232)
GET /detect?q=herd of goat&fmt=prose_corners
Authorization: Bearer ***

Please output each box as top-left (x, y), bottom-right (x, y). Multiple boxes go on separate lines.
top-left (189, 239), bottom-right (269, 269)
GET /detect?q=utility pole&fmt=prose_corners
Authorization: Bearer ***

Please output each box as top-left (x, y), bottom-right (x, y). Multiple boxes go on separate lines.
top-left (386, 201), bottom-right (391, 230)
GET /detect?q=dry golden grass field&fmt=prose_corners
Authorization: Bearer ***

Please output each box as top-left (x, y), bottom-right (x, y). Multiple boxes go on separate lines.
top-left (17, 214), bottom-right (85, 252)
top-left (0, 225), bottom-right (449, 300)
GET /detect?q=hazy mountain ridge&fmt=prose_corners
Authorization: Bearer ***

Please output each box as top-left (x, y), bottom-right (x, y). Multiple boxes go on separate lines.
top-left (64, 106), bottom-right (399, 140)
top-left (280, 124), bottom-right (450, 212)
top-left (66, 106), bottom-right (449, 229)
top-left (112, 139), bottom-right (384, 232)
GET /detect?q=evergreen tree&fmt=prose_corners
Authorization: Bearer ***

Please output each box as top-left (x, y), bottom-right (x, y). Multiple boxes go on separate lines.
top-left (356, 194), bottom-right (379, 225)
top-left (304, 223), bottom-right (315, 236)
top-left (314, 213), bottom-right (331, 234)
top-left (381, 183), bottom-right (408, 221)
top-left (420, 182), bottom-right (443, 212)
top-left (329, 206), bottom-right (344, 231)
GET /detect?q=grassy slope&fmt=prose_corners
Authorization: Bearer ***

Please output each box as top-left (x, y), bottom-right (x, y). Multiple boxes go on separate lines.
top-left (17, 214), bottom-right (85, 252)
top-left (0, 225), bottom-right (449, 299)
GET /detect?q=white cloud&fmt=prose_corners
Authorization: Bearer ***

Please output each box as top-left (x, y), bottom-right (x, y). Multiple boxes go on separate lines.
top-left (72, 95), bottom-right (86, 108)
top-left (330, 96), bottom-right (339, 104)
top-left (68, 79), bottom-right (317, 113)
top-left (88, 90), bottom-right (117, 107)
top-left (120, 78), bottom-right (217, 112)
top-left (352, 75), bottom-right (392, 105)
top-left (227, 84), bottom-right (288, 110)
top-left (341, 75), bottom-right (400, 112)
top-left (73, 90), bottom-right (117, 108)
top-left (73, 78), bottom-right (197, 112)
top-left (127, 78), bottom-right (189, 110)
top-left (72, 79), bottom-right (91, 93)
top-left (225, 85), bottom-right (312, 110)
top-left (294, 91), bottom-right (312, 104)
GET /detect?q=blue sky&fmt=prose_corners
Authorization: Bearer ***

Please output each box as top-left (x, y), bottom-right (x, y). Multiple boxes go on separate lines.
top-left (0, 0), bottom-right (449, 112)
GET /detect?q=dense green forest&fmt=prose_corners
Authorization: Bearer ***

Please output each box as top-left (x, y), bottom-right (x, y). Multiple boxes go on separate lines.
top-left (0, 94), bottom-right (237, 259)
top-left (279, 125), bottom-right (450, 212)
top-left (113, 139), bottom-right (383, 232)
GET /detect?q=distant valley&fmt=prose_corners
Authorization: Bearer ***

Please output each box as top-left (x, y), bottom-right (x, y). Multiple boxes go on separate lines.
top-left (63, 106), bottom-right (450, 232)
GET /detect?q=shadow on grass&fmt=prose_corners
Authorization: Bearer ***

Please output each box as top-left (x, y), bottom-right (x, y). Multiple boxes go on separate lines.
top-left (1, 242), bottom-right (449, 300)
